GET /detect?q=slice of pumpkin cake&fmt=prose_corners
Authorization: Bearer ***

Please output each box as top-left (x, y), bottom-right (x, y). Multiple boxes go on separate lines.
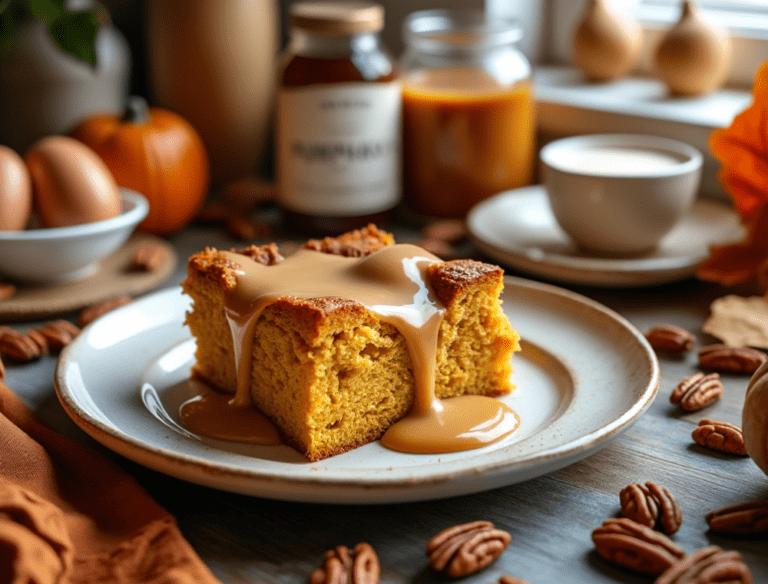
top-left (182, 224), bottom-right (520, 461)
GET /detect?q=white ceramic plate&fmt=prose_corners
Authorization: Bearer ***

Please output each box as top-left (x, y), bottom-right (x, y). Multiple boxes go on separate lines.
top-left (56, 280), bottom-right (659, 504)
top-left (467, 186), bottom-right (744, 288)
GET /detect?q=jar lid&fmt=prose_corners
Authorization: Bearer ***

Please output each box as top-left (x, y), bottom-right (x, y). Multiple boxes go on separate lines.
top-left (290, 2), bottom-right (385, 35)
top-left (404, 9), bottom-right (523, 52)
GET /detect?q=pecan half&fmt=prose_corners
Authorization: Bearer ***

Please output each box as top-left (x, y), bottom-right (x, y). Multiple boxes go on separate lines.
top-left (131, 242), bottom-right (167, 272)
top-left (25, 329), bottom-right (48, 357)
top-left (670, 372), bottom-right (723, 411)
top-left (698, 344), bottom-right (766, 374)
top-left (426, 520), bottom-right (511, 578)
top-left (0, 354), bottom-right (5, 380)
top-left (592, 518), bottom-right (685, 576)
top-left (77, 296), bottom-right (132, 327)
top-left (654, 545), bottom-right (752, 584)
top-left (225, 216), bottom-right (271, 241)
top-left (36, 320), bottom-right (80, 353)
top-left (498, 577), bottom-right (530, 584)
top-left (620, 482), bottom-right (682, 534)
top-left (645, 325), bottom-right (696, 354)
top-left (692, 420), bottom-right (748, 456)
top-left (309, 543), bottom-right (379, 584)
top-left (0, 328), bottom-right (44, 362)
top-left (705, 501), bottom-right (768, 535)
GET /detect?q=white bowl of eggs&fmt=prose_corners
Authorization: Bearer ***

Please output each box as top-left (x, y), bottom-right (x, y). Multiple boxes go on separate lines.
top-left (0, 137), bottom-right (149, 284)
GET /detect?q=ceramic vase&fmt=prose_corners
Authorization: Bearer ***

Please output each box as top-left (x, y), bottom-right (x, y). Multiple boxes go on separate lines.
top-left (147, 0), bottom-right (279, 188)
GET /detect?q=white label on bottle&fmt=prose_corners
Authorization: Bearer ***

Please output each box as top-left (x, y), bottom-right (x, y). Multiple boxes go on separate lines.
top-left (277, 82), bottom-right (402, 216)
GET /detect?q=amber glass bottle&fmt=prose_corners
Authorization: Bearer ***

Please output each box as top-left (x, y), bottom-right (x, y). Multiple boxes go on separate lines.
top-left (277, 2), bottom-right (401, 235)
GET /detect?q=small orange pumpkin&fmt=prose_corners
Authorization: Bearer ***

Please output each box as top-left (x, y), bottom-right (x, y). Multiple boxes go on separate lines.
top-left (70, 96), bottom-right (210, 235)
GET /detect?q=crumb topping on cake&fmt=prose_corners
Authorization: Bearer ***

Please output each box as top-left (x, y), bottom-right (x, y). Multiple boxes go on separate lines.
top-left (303, 224), bottom-right (395, 257)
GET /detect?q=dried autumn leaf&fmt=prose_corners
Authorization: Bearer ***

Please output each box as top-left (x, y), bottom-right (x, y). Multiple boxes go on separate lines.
top-left (697, 199), bottom-right (768, 287)
top-left (702, 294), bottom-right (768, 349)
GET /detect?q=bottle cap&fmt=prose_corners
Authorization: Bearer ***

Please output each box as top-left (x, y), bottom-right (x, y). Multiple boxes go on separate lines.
top-left (290, 2), bottom-right (385, 35)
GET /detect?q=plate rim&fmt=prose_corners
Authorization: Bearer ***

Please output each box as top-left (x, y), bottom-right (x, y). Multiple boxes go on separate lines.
top-left (467, 185), bottom-right (741, 287)
top-left (55, 279), bottom-right (659, 502)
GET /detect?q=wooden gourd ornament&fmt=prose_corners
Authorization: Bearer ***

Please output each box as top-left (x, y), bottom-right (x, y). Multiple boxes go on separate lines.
top-left (572, 0), bottom-right (643, 81)
top-left (653, 0), bottom-right (732, 96)
top-left (743, 360), bottom-right (768, 479)
top-left (70, 96), bottom-right (210, 235)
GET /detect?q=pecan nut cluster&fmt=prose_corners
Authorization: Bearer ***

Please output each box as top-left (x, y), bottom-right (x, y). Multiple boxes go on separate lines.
top-left (705, 501), bottom-right (768, 535)
top-left (426, 520), bottom-right (511, 578)
top-left (691, 420), bottom-right (748, 456)
top-left (670, 372), bottom-right (724, 411)
top-left (591, 518), bottom-right (685, 576)
top-left (309, 543), bottom-right (380, 584)
top-left (698, 344), bottom-right (766, 374)
top-left (620, 482), bottom-right (682, 534)
top-left (654, 545), bottom-right (753, 584)
top-left (644, 325), bottom-right (696, 354)
top-left (0, 320), bottom-right (81, 365)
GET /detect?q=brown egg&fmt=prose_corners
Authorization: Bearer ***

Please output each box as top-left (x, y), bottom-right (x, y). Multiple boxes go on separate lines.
top-left (24, 135), bottom-right (121, 228)
top-left (0, 145), bottom-right (33, 231)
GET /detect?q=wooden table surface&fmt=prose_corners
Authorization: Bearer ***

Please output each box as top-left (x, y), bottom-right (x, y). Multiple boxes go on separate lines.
top-left (5, 221), bottom-right (768, 584)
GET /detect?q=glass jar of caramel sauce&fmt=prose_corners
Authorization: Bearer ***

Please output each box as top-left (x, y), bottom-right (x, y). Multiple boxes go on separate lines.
top-left (276, 2), bottom-right (401, 235)
top-left (400, 10), bottom-right (535, 219)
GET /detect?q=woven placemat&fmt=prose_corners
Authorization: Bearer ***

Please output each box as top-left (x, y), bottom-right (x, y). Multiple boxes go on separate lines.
top-left (0, 232), bottom-right (177, 322)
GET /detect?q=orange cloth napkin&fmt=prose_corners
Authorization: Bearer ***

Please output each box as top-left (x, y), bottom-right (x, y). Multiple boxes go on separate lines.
top-left (0, 380), bottom-right (222, 584)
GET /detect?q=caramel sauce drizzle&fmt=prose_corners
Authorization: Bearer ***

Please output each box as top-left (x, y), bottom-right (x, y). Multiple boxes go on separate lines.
top-left (180, 244), bottom-right (519, 454)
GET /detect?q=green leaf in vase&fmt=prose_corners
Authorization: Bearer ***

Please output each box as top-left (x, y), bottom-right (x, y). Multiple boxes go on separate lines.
top-left (48, 9), bottom-right (99, 67)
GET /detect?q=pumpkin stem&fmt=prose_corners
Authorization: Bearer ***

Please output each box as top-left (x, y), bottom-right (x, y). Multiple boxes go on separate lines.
top-left (123, 96), bottom-right (150, 124)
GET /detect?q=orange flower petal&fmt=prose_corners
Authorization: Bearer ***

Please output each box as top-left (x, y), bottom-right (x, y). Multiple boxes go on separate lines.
top-left (697, 201), bottom-right (768, 285)
top-left (709, 61), bottom-right (768, 224)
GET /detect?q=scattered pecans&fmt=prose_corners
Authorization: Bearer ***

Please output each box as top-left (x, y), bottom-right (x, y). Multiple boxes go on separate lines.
top-left (670, 372), bottom-right (724, 411)
top-left (36, 320), bottom-right (80, 353)
top-left (77, 295), bottom-right (132, 328)
top-left (645, 324), bottom-right (696, 354)
top-left (705, 501), bottom-right (768, 535)
top-left (0, 327), bottom-right (46, 361)
top-left (426, 520), bottom-right (511, 578)
top-left (131, 242), bottom-right (167, 272)
top-left (620, 482), bottom-right (682, 535)
top-left (698, 344), bottom-right (766, 375)
top-left (654, 545), bottom-right (753, 584)
top-left (0, 320), bottom-right (81, 364)
top-left (591, 518), bottom-right (685, 576)
top-left (309, 543), bottom-right (379, 584)
top-left (692, 419), bottom-right (748, 456)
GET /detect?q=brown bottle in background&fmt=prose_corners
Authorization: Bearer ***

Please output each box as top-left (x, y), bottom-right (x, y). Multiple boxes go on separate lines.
top-left (276, 2), bottom-right (401, 236)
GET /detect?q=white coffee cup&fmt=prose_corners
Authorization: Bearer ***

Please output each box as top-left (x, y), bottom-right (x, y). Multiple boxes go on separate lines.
top-left (540, 134), bottom-right (703, 255)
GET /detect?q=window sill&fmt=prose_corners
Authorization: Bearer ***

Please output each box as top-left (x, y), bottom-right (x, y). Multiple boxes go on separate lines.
top-left (534, 65), bottom-right (753, 197)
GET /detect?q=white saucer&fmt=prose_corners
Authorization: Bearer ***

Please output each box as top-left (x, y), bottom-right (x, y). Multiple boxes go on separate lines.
top-left (467, 186), bottom-right (744, 288)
